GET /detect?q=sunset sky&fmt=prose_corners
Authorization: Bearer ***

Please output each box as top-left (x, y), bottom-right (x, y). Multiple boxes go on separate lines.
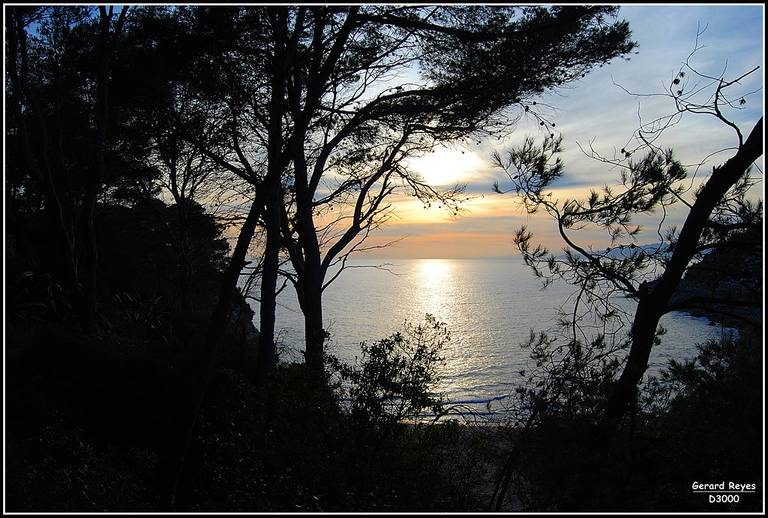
top-left (354, 4), bottom-right (764, 259)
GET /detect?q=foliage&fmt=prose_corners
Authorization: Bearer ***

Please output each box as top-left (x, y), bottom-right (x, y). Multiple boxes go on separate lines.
top-left (6, 270), bottom-right (66, 324)
top-left (96, 200), bottom-right (228, 307)
top-left (505, 333), bottom-right (762, 512)
top-left (6, 308), bottom-right (492, 512)
top-left (177, 356), bottom-right (494, 511)
top-left (7, 416), bottom-right (159, 512)
top-left (510, 332), bottom-right (627, 427)
top-left (492, 37), bottom-right (762, 422)
top-left (494, 48), bottom-right (760, 333)
top-left (496, 136), bottom-right (688, 310)
top-left (644, 332), bottom-right (761, 415)
top-left (335, 315), bottom-right (448, 429)
top-left (132, 5), bottom-right (637, 368)
top-left (9, 5), bottom-right (761, 513)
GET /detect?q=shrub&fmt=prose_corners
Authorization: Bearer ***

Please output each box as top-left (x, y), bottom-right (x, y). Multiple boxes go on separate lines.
top-left (506, 332), bottom-right (762, 511)
top-left (337, 315), bottom-right (448, 430)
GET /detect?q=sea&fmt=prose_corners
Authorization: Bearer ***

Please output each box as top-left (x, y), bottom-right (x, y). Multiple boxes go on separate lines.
top-left (245, 256), bottom-right (733, 416)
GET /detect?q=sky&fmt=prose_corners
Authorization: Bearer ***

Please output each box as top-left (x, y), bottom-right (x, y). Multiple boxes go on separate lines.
top-left (355, 4), bottom-right (765, 259)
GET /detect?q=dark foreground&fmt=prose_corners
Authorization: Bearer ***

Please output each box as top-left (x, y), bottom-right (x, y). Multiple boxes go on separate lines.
top-left (5, 315), bottom-right (762, 512)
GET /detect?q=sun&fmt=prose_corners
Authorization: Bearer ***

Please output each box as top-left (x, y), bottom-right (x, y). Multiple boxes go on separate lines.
top-left (407, 147), bottom-right (486, 186)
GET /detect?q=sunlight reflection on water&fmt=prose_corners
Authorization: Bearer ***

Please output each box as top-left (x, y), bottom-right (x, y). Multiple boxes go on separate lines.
top-left (247, 257), bottom-right (735, 403)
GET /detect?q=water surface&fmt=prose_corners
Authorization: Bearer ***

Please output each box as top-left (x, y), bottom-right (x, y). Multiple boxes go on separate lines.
top-left (247, 257), bottom-right (731, 403)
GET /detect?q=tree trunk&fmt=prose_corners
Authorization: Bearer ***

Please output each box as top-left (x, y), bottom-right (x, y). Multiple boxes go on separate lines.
top-left (177, 247), bottom-right (193, 313)
top-left (177, 204), bottom-right (193, 313)
top-left (81, 40), bottom-right (106, 331)
top-left (289, 133), bottom-right (327, 373)
top-left (603, 117), bottom-right (763, 423)
top-left (203, 200), bottom-right (263, 368)
top-left (302, 276), bottom-right (325, 372)
top-left (80, 7), bottom-right (127, 333)
top-left (79, 199), bottom-right (99, 332)
top-left (253, 8), bottom-right (288, 381)
top-left (255, 189), bottom-right (281, 381)
top-left (8, 10), bottom-right (80, 302)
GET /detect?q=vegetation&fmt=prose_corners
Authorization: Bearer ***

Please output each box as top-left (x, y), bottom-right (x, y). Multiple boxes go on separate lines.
top-left (488, 39), bottom-right (762, 511)
top-left (493, 36), bottom-right (761, 421)
top-left (7, 298), bottom-right (496, 511)
top-left (497, 333), bottom-right (762, 512)
top-left (4, 5), bottom-right (761, 513)
top-left (335, 315), bottom-right (448, 430)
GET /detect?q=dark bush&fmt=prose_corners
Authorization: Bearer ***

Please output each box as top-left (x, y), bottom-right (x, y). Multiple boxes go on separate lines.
top-left (508, 333), bottom-right (762, 511)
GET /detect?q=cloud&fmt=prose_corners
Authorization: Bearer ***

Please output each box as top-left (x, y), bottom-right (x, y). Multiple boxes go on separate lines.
top-left (483, 5), bottom-right (765, 190)
top-left (322, 6), bottom-right (764, 259)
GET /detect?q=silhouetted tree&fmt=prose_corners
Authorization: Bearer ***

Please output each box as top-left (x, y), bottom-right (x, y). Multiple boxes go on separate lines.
top-left (6, 6), bottom-right (129, 331)
top-left (272, 5), bottom-right (637, 373)
top-left (129, 6), bottom-right (637, 502)
top-left (129, 6), bottom-right (636, 378)
top-left (120, 7), bottom-right (283, 503)
top-left (127, 7), bottom-right (286, 380)
top-left (493, 41), bottom-right (762, 426)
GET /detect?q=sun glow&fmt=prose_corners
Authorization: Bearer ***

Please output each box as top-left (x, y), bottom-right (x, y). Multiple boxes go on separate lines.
top-left (417, 258), bottom-right (453, 281)
top-left (407, 147), bottom-right (487, 186)
top-left (415, 259), bottom-right (455, 316)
